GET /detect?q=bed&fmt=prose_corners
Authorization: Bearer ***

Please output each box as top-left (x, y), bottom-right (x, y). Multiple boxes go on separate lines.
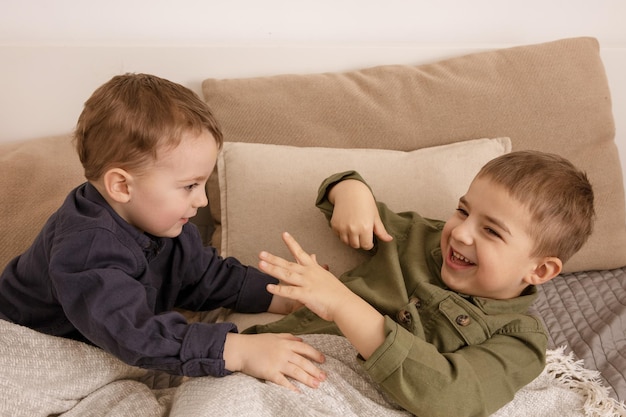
top-left (0, 37), bottom-right (625, 416)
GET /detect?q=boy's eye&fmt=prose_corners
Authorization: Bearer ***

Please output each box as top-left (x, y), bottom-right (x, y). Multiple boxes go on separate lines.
top-left (184, 183), bottom-right (199, 191)
top-left (456, 208), bottom-right (468, 217)
top-left (485, 227), bottom-right (502, 239)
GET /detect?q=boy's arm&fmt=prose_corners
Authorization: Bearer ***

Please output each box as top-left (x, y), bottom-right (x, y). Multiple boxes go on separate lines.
top-left (363, 317), bottom-right (547, 417)
top-left (260, 232), bottom-right (386, 359)
top-left (50, 229), bottom-right (326, 391)
top-left (316, 171), bottom-right (393, 250)
top-left (173, 224), bottom-right (274, 313)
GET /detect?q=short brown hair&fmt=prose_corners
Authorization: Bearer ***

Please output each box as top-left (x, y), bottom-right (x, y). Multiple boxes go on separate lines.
top-left (74, 73), bottom-right (223, 181)
top-left (476, 151), bottom-right (595, 263)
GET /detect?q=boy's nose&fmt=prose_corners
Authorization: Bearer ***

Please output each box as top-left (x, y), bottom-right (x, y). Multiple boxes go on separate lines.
top-left (451, 222), bottom-right (473, 246)
top-left (194, 191), bottom-right (209, 208)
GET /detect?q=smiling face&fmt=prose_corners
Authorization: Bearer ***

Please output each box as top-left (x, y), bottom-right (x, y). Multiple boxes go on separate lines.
top-left (119, 129), bottom-right (218, 238)
top-left (439, 176), bottom-right (544, 300)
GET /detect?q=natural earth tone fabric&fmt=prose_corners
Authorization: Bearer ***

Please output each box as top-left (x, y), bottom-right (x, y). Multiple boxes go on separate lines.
top-left (215, 138), bottom-right (510, 274)
top-left (202, 37), bottom-right (624, 273)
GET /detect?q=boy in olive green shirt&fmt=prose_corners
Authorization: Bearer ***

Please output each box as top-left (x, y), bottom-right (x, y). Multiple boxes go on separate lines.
top-left (251, 151), bottom-right (595, 417)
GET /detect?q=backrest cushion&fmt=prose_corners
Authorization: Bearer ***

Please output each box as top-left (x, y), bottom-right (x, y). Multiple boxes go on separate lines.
top-left (202, 37), bottom-right (624, 273)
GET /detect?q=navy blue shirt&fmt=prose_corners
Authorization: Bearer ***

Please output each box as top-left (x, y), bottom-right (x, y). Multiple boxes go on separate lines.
top-left (0, 182), bottom-right (277, 377)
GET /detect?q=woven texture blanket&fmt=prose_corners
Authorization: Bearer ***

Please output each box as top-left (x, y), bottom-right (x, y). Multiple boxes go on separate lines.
top-left (1, 320), bottom-right (625, 417)
top-left (533, 267), bottom-right (626, 401)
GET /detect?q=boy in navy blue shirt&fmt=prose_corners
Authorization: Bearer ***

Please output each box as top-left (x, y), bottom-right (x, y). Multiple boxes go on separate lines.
top-left (0, 73), bottom-right (326, 392)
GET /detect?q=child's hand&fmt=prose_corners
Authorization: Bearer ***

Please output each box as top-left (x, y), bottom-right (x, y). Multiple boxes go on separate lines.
top-left (268, 293), bottom-right (304, 314)
top-left (259, 232), bottom-right (352, 323)
top-left (260, 232), bottom-right (387, 361)
top-left (224, 332), bottom-right (326, 392)
top-left (327, 179), bottom-right (393, 250)
top-left (267, 255), bottom-right (329, 314)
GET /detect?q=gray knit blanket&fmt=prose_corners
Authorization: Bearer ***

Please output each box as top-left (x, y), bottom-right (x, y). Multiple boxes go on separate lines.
top-left (1, 320), bottom-right (624, 417)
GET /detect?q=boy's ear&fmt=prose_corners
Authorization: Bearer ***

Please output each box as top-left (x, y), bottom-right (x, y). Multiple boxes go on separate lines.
top-left (102, 168), bottom-right (133, 203)
top-left (525, 257), bottom-right (563, 285)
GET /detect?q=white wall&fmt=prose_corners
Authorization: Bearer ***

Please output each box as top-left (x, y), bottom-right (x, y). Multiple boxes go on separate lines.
top-left (2, 0), bottom-right (625, 187)
top-left (2, 0), bottom-right (625, 45)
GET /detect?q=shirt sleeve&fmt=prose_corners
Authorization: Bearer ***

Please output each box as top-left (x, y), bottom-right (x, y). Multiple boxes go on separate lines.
top-left (315, 170), bottom-right (371, 220)
top-left (48, 228), bottom-right (238, 377)
top-left (174, 228), bottom-right (277, 314)
top-left (360, 316), bottom-right (547, 417)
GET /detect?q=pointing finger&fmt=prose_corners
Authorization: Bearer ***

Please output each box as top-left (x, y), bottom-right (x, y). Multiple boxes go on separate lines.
top-left (281, 232), bottom-right (316, 266)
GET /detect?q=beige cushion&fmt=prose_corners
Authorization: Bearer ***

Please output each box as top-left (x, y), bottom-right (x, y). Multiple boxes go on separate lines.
top-left (203, 37), bottom-right (625, 273)
top-left (0, 135), bottom-right (84, 270)
top-left (217, 138), bottom-right (510, 276)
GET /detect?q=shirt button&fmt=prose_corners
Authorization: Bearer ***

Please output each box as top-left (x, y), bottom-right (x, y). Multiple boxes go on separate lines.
top-left (396, 309), bottom-right (411, 324)
top-left (455, 314), bottom-right (471, 326)
top-left (409, 296), bottom-right (421, 308)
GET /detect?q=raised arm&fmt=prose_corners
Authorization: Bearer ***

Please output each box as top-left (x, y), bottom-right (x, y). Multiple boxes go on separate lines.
top-left (319, 172), bottom-right (393, 250)
top-left (260, 232), bottom-right (386, 359)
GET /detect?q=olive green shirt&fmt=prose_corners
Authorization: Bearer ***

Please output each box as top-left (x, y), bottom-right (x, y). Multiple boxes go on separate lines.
top-left (249, 171), bottom-right (547, 417)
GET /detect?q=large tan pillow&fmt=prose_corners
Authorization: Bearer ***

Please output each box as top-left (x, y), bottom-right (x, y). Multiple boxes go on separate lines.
top-left (203, 37), bottom-right (624, 273)
top-left (217, 138), bottom-right (511, 275)
top-left (0, 135), bottom-right (84, 270)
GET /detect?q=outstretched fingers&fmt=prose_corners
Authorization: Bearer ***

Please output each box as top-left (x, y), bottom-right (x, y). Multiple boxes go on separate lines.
top-left (279, 232), bottom-right (317, 266)
top-left (258, 233), bottom-right (317, 283)
top-left (259, 252), bottom-right (303, 285)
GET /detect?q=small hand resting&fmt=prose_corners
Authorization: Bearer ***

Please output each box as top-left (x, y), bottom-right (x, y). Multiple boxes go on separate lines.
top-left (224, 331), bottom-right (326, 393)
top-left (259, 232), bottom-right (386, 360)
top-left (327, 179), bottom-right (393, 250)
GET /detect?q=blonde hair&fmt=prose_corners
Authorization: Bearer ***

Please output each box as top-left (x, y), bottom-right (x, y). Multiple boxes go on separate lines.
top-left (476, 151), bottom-right (594, 263)
top-left (74, 73), bottom-right (223, 181)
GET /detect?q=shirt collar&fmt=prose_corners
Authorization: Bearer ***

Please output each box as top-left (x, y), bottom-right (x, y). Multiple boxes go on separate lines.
top-left (82, 182), bottom-right (165, 258)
